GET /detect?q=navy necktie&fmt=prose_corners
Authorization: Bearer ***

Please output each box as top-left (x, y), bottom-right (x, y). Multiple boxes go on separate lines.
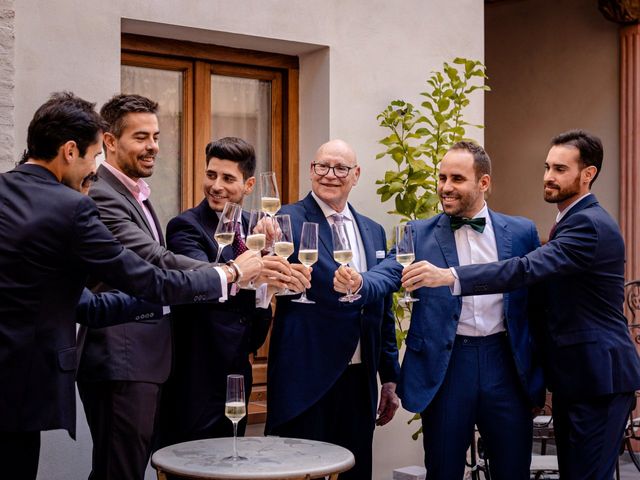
top-left (450, 216), bottom-right (486, 233)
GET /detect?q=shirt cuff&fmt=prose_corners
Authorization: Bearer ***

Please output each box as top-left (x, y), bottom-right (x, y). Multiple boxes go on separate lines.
top-left (255, 283), bottom-right (272, 309)
top-left (213, 266), bottom-right (228, 303)
top-left (162, 306), bottom-right (171, 316)
top-left (450, 267), bottom-right (461, 295)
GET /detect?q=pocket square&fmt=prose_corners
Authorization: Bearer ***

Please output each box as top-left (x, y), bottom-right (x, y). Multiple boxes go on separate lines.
top-left (376, 250), bottom-right (385, 259)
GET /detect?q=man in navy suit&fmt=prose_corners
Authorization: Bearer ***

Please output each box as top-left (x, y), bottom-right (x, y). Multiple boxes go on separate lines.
top-left (336, 141), bottom-right (544, 479)
top-left (266, 139), bottom-right (401, 480)
top-left (412, 130), bottom-right (640, 479)
top-left (0, 93), bottom-right (261, 480)
top-left (158, 137), bottom-right (309, 447)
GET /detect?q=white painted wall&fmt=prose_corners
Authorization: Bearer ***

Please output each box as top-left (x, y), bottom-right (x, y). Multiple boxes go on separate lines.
top-left (12, 1), bottom-right (484, 478)
top-left (485, 0), bottom-right (620, 236)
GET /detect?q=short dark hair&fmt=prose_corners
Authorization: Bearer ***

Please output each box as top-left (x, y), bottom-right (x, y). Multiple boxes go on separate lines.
top-left (550, 129), bottom-right (602, 187)
top-left (205, 137), bottom-right (256, 179)
top-left (449, 140), bottom-right (491, 179)
top-left (100, 94), bottom-right (158, 138)
top-left (25, 91), bottom-right (106, 161)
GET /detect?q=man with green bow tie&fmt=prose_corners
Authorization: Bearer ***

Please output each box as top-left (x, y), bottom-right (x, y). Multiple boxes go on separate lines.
top-left (335, 141), bottom-right (545, 479)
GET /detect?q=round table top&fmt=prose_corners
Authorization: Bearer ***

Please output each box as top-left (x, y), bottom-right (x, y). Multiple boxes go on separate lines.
top-left (151, 436), bottom-right (355, 479)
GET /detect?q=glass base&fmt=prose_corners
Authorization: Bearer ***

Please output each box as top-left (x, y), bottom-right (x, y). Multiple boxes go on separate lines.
top-left (275, 288), bottom-right (298, 296)
top-left (339, 293), bottom-right (362, 303)
top-left (292, 296), bottom-right (315, 304)
top-left (221, 455), bottom-right (248, 462)
top-left (398, 296), bottom-right (419, 306)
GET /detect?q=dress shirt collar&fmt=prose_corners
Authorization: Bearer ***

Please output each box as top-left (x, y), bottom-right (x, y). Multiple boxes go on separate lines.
top-left (555, 192), bottom-right (592, 223)
top-left (102, 161), bottom-right (152, 203)
top-left (311, 191), bottom-right (354, 222)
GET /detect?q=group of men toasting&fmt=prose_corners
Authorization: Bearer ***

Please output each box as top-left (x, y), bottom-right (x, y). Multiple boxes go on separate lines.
top-left (0, 89), bottom-right (638, 480)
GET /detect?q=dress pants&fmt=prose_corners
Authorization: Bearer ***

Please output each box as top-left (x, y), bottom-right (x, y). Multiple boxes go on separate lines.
top-left (270, 364), bottom-right (373, 480)
top-left (78, 380), bottom-right (162, 480)
top-left (552, 391), bottom-right (635, 480)
top-left (0, 431), bottom-right (40, 480)
top-left (421, 333), bottom-right (533, 480)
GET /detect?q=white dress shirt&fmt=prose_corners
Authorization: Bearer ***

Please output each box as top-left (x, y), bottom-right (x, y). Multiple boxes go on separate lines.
top-left (451, 204), bottom-right (505, 337)
top-left (312, 191), bottom-right (365, 363)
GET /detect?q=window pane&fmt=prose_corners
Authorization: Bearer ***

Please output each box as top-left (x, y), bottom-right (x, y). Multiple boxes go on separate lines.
top-left (210, 75), bottom-right (271, 179)
top-left (121, 65), bottom-right (182, 230)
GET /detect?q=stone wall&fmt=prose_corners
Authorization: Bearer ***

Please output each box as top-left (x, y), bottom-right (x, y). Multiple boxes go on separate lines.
top-left (0, 0), bottom-right (14, 171)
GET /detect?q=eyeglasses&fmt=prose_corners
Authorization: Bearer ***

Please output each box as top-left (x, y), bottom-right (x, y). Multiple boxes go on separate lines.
top-left (81, 173), bottom-right (99, 189)
top-left (311, 163), bottom-right (357, 178)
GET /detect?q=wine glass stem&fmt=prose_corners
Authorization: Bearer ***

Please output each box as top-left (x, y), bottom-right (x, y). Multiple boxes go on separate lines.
top-left (214, 247), bottom-right (223, 265)
top-left (232, 421), bottom-right (239, 459)
top-left (404, 290), bottom-right (412, 302)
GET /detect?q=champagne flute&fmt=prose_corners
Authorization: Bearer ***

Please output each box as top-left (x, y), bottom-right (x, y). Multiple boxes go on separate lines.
top-left (213, 202), bottom-right (242, 265)
top-left (222, 374), bottom-right (247, 461)
top-left (260, 172), bottom-right (281, 217)
top-left (332, 222), bottom-right (361, 303)
top-left (396, 223), bottom-right (419, 306)
top-left (274, 214), bottom-right (296, 296)
top-left (292, 222), bottom-right (318, 304)
top-left (243, 210), bottom-right (268, 290)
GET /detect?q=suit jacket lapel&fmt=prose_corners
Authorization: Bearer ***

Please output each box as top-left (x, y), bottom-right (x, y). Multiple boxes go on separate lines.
top-left (97, 165), bottom-right (156, 238)
top-left (489, 210), bottom-right (511, 312)
top-left (350, 206), bottom-right (376, 270)
top-left (302, 193), bottom-right (333, 257)
top-left (434, 214), bottom-right (460, 268)
top-left (142, 199), bottom-right (165, 246)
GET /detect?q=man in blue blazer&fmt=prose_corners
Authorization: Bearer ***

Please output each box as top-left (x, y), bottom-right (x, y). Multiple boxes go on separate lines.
top-left (266, 140), bottom-right (401, 480)
top-left (0, 93), bottom-right (257, 480)
top-left (336, 142), bottom-right (544, 479)
top-left (411, 130), bottom-right (640, 480)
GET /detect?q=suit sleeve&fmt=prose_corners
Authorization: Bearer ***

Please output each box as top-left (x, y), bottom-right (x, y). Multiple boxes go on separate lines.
top-left (166, 216), bottom-right (212, 263)
top-left (90, 184), bottom-right (209, 270)
top-left (72, 196), bottom-right (223, 304)
top-left (377, 225), bottom-right (400, 383)
top-left (76, 288), bottom-right (163, 328)
top-left (457, 211), bottom-right (598, 296)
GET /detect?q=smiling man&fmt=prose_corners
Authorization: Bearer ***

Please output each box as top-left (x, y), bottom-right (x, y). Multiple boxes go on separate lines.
top-left (265, 139), bottom-right (401, 480)
top-left (335, 141), bottom-right (544, 479)
top-left (409, 131), bottom-right (640, 480)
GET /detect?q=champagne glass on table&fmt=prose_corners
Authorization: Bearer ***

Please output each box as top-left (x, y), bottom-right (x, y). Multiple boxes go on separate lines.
top-left (223, 374), bottom-right (247, 461)
top-left (396, 223), bottom-right (419, 306)
top-left (213, 202), bottom-right (242, 265)
top-left (332, 221), bottom-right (361, 303)
top-left (243, 209), bottom-right (268, 290)
top-left (260, 172), bottom-right (281, 217)
top-left (292, 222), bottom-right (318, 304)
top-left (274, 214), bottom-right (296, 296)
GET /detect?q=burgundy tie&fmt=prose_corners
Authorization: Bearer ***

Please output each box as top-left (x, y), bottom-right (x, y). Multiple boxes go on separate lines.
top-left (232, 222), bottom-right (248, 257)
top-left (548, 222), bottom-right (558, 240)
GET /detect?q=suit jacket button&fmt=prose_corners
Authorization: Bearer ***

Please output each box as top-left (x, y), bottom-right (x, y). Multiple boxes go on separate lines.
top-left (135, 315), bottom-right (140, 320)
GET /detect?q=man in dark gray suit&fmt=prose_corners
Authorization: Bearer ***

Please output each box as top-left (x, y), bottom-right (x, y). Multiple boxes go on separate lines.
top-left (76, 95), bottom-right (264, 480)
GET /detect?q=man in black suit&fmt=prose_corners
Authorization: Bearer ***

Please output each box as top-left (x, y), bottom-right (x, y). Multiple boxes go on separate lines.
top-left (158, 137), bottom-right (309, 447)
top-left (76, 96), bottom-right (262, 480)
top-left (412, 130), bottom-right (640, 479)
top-left (0, 92), bottom-right (260, 480)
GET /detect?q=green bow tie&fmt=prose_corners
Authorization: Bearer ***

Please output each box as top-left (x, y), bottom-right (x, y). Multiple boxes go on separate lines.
top-left (450, 216), bottom-right (486, 233)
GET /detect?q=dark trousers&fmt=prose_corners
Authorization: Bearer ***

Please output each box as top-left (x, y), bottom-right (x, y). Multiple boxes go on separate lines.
top-left (421, 333), bottom-right (533, 480)
top-left (552, 391), bottom-right (635, 480)
top-left (78, 380), bottom-right (162, 480)
top-left (0, 431), bottom-right (40, 480)
top-left (271, 364), bottom-right (373, 480)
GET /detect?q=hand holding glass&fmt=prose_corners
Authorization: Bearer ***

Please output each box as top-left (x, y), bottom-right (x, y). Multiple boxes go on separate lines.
top-left (213, 202), bottom-right (242, 265)
top-left (243, 210), bottom-right (267, 290)
top-left (332, 222), bottom-right (361, 303)
top-left (223, 374), bottom-right (247, 461)
top-left (396, 223), bottom-right (419, 305)
top-left (292, 222), bottom-right (318, 304)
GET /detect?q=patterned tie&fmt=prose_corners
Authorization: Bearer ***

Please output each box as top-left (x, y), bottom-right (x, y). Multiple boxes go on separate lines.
top-left (450, 216), bottom-right (486, 233)
top-left (232, 221), bottom-right (248, 257)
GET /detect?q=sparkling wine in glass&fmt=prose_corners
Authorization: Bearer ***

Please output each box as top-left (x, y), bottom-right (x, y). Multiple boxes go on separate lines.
top-left (274, 214), bottom-right (296, 296)
top-left (292, 222), bottom-right (318, 304)
top-left (260, 172), bottom-right (281, 217)
top-left (243, 210), bottom-right (268, 290)
top-left (331, 221), bottom-right (361, 303)
top-left (396, 223), bottom-right (419, 306)
top-left (223, 374), bottom-right (247, 461)
top-left (213, 202), bottom-right (242, 265)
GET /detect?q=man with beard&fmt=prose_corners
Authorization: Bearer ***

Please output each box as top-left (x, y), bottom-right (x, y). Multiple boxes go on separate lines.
top-left (76, 95), bottom-right (261, 480)
top-left (407, 130), bottom-right (640, 479)
top-left (335, 141), bottom-right (544, 479)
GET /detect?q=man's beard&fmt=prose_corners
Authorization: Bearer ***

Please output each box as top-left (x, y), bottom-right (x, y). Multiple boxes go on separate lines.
top-left (544, 176), bottom-right (580, 204)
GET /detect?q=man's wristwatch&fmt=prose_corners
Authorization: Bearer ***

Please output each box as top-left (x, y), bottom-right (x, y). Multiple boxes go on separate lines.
top-left (222, 264), bottom-right (237, 283)
top-left (226, 259), bottom-right (243, 283)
